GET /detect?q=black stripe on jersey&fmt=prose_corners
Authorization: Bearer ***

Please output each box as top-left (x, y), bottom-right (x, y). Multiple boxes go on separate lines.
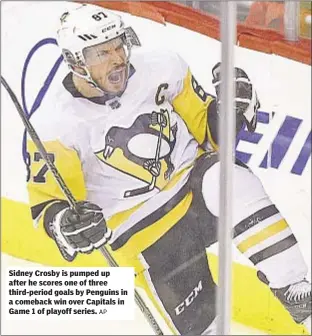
top-left (206, 98), bottom-right (218, 145)
top-left (110, 182), bottom-right (190, 251)
top-left (249, 234), bottom-right (297, 265)
top-left (31, 199), bottom-right (59, 221)
top-left (233, 205), bottom-right (279, 239)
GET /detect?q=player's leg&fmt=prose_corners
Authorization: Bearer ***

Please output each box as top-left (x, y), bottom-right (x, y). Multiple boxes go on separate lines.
top-left (195, 152), bottom-right (311, 331)
top-left (136, 205), bottom-right (217, 335)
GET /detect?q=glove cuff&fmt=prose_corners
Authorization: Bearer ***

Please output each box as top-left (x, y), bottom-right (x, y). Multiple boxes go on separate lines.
top-left (93, 228), bottom-right (113, 249)
top-left (49, 208), bottom-right (77, 260)
top-left (43, 200), bottom-right (69, 238)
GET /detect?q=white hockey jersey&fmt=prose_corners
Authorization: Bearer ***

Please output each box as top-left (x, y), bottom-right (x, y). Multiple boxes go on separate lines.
top-left (27, 49), bottom-right (217, 262)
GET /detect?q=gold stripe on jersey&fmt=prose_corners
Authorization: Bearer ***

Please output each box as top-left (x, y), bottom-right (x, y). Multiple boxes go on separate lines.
top-left (107, 177), bottom-right (193, 267)
top-left (237, 219), bottom-right (289, 253)
top-left (27, 140), bottom-right (86, 223)
top-left (113, 191), bottom-right (192, 258)
top-left (108, 189), bottom-right (192, 273)
top-left (106, 163), bottom-right (193, 231)
top-left (172, 69), bottom-right (214, 145)
top-left (91, 188), bottom-right (192, 276)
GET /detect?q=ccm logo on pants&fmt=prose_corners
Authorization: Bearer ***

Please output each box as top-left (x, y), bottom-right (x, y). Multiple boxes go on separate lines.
top-left (175, 280), bottom-right (203, 316)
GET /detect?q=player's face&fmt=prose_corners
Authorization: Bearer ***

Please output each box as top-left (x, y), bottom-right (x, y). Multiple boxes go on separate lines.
top-left (83, 37), bottom-right (128, 94)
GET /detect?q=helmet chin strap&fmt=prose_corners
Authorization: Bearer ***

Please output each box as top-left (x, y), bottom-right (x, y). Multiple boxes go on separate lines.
top-left (71, 65), bottom-right (121, 98)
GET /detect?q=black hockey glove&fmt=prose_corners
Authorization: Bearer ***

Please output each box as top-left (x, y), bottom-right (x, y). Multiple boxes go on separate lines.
top-left (49, 201), bottom-right (112, 261)
top-left (212, 62), bottom-right (260, 132)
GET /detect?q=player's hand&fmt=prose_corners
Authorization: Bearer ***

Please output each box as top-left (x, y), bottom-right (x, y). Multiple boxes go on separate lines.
top-left (212, 62), bottom-right (260, 132)
top-left (51, 201), bottom-right (112, 258)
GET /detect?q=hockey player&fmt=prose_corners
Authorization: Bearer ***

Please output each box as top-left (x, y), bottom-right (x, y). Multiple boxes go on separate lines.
top-left (26, 3), bottom-right (311, 335)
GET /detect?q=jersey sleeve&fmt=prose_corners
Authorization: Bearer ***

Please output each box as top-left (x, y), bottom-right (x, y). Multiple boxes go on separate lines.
top-left (168, 53), bottom-right (218, 150)
top-left (26, 138), bottom-right (86, 232)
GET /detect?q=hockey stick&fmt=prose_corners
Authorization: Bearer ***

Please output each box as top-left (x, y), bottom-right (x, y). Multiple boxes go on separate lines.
top-left (1, 75), bottom-right (163, 336)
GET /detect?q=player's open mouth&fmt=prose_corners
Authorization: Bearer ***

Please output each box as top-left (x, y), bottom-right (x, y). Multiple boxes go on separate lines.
top-left (108, 66), bottom-right (126, 84)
